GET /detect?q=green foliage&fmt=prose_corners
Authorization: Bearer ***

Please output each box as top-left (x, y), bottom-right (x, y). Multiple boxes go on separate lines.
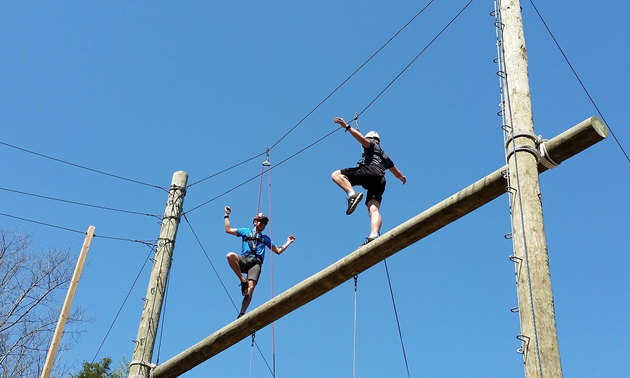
top-left (70, 357), bottom-right (128, 378)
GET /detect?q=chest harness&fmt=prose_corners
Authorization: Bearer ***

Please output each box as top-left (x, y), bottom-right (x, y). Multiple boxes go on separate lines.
top-left (243, 232), bottom-right (265, 263)
top-left (358, 144), bottom-right (387, 173)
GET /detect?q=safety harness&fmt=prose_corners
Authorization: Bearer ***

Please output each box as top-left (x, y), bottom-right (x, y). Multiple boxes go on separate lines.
top-left (242, 232), bottom-right (266, 264)
top-left (358, 142), bottom-right (389, 174)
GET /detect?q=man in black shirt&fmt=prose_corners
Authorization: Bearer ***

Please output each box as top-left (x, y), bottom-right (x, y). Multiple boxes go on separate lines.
top-left (331, 117), bottom-right (407, 245)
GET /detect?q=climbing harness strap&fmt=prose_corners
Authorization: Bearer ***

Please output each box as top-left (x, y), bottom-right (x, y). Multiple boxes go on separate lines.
top-left (243, 234), bottom-right (265, 253)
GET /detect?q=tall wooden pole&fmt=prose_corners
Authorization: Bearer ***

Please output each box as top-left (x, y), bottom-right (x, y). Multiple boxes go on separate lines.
top-left (500, 1), bottom-right (563, 377)
top-left (128, 171), bottom-right (188, 378)
top-left (41, 226), bottom-right (95, 378)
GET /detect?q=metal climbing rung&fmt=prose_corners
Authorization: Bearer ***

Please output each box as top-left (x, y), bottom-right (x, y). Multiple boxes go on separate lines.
top-left (516, 334), bottom-right (530, 355)
top-left (509, 254), bottom-right (521, 263)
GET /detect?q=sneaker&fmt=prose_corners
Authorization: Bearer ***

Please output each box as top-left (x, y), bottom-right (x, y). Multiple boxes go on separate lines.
top-left (361, 236), bottom-right (378, 246)
top-left (237, 312), bottom-right (245, 319)
top-left (346, 192), bottom-right (363, 215)
top-left (241, 281), bottom-right (249, 296)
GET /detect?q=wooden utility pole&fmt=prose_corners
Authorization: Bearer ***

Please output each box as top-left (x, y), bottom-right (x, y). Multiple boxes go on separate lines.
top-left (500, 1), bottom-right (563, 377)
top-left (41, 226), bottom-right (95, 378)
top-left (128, 171), bottom-right (188, 378)
top-left (152, 118), bottom-right (607, 378)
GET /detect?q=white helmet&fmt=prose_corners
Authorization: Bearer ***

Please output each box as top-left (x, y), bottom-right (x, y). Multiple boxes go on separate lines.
top-left (365, 131), bottom-right (380, 141)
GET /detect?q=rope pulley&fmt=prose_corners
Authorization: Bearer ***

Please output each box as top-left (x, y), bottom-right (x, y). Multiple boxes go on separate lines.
top-left (262, 147), bottom-right (271, 167)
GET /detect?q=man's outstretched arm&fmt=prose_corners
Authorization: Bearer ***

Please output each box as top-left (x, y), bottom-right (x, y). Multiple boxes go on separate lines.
top-left (334, 117), bottom-right (370, 148)
top-left (272, 235), bottom-right (296, 255)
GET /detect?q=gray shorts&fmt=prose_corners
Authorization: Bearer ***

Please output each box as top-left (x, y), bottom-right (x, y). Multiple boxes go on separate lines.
top-left (239, 255), bottom-right (262, 282)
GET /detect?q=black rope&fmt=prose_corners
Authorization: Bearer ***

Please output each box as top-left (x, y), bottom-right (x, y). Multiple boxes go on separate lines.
top-left (184, 2), bottom-right (476, 215)
top-left (184, 0), bottom-right (474, 214)
top-left (267, 0), bottom-right (437, 152)
top-left (91, 243), bottom-right (156, 363)
top-left (383, 259), bottom-right (411, 378)
top-left (184, 0), bottom-right (439, 197)
top-left (0, 212), bottom-right (85, 235)
top-left (0, 140), bottom-right (167, 191)
top-left (358, 0), bottom-right (475, 118)
top-left (527, 0), bottom-right (630, 164)
top-left (0, 186), bottom-right (162, 219)
top-left (0, 212), bottom-right (155, 246)
top-left (93, 235), bottom-right (155, 246)
top-left (186, 0), bottom-right (473, 213)
top-left (184, 127), bottom-right (341, 215)
top-left (183, 214), bottom-right (238, 311)
top-left (252, 338), bottom-right (275, 378)
top-left (186, 151), bottom-right (268, 188)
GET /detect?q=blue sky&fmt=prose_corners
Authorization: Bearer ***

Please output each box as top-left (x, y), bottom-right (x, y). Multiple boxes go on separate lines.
top-left (1, 1), bottom-right (629, 377)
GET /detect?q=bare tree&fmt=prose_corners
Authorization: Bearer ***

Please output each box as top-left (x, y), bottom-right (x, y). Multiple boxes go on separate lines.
top-left (0, 228), bottom-right (85, 378)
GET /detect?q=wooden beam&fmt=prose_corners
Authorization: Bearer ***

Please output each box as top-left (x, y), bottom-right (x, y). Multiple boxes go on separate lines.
top-left (41, 226), bottom-right (95, 378)
top-left (152, 116), bottom-right (607, 378)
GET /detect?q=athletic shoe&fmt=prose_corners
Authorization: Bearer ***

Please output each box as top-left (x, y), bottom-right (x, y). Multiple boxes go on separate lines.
top-left (241, 281), bottom-right (249, 296)
top-left (361, 236), bottom-right (378, 246)
top-left (237, 312), bottom-right (245, 319)
top-left (346, 192), bottom-right (363, 215)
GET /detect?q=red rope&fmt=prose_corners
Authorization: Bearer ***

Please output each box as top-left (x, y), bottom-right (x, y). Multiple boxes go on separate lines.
top-left (268, 163), bottom-right (276, 376)
top-left (256, 158), bottom-right (276, 376)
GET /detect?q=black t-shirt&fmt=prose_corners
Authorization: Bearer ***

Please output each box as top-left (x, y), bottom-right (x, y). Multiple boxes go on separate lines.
top-left (357, 141), bottom-right (394, 175)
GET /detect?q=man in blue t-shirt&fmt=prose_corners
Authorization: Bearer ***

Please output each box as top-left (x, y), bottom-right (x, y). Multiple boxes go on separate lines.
top-left (224, 206), bottom-right (295, 318)
top-left (331, 117), bottom-right (407, 246)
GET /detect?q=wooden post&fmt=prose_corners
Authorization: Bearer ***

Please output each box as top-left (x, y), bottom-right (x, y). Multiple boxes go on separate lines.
top-left (128, 171), bottom-right (188, 378)
top-left (41, 226), bottom-right (95, 378)
top-left (500, 1), bottom-right (563, 377)
top-left (151, 118), bottom-right (607, 378)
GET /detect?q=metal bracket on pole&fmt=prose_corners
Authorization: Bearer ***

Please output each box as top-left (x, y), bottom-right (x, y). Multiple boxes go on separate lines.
top-left (505, 144), bottom-right (541, 163)
top-left (128, 360), bottom-right (157, 378)
top-left (504, 130), bottom-right (539, 149)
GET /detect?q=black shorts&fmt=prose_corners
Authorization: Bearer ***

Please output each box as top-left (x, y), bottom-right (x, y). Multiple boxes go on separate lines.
top-left (340, 165), bottom-right (386, 204)
top-left (238, 255), bottom-right (262, 282)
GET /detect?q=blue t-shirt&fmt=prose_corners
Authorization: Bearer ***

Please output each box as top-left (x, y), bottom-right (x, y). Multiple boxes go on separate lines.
top-left (236, 227), bottom-right (274, 264)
